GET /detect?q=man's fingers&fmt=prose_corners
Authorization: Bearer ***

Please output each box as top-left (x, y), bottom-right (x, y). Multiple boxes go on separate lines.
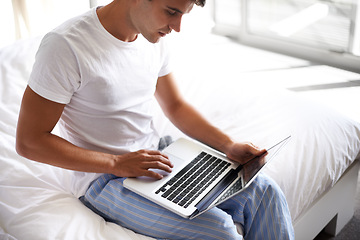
top-left (142, 160), bottom-right (173, 173)
top-left (139, 161), bottom-right (173, 180)
top-left (137, 150), bottom-right (174, 179)
top-left (247, 143), bottom-right (266, 156)
top-left (141, 150), bottom-right (173, 168)
top-left (258, 148), bottom-right (267, 155)
top-left (143, 149), bottom-right (169, 158)
top-left (115, 149), bottom-right (174, 179)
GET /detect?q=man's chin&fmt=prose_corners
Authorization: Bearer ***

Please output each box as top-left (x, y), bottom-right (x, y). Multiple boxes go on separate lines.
top-left (142, 33), bottom-right (163, 44)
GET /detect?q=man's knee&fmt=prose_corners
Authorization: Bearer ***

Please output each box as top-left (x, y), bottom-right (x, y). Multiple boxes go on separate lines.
top-left (251, 173), bottom-right (285, 201)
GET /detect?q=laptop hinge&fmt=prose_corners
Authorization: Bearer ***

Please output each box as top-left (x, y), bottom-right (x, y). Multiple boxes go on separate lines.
top-left (192, 166), bottom-right (241, 216)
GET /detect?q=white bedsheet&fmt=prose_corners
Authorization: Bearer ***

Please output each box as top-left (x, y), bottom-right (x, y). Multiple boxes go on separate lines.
top-left (1, 36), bottom-right (360, 240)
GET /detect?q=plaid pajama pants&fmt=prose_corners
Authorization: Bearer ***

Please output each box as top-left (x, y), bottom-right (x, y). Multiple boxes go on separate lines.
top-left (81, 173), bottom-right (294, 240)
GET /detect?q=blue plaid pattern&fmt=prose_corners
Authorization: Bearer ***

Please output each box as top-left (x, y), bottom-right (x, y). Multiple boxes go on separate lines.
top-left (81, 173), bottom-right (294, 240)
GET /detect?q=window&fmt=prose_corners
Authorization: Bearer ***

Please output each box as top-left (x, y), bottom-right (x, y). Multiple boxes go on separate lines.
top-left (212, 0), bottom-right (360, 72)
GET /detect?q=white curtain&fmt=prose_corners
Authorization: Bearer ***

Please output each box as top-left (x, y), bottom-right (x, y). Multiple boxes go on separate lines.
top-left (11, 0), bottom-right (56, 39)
top-left (11, 0), bottom-right (31, 39)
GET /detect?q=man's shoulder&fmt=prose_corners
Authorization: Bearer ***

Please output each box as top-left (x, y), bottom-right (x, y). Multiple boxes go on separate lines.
top-left (51, 8), bottom-right (95, 36)
top-left (40, 8), bottom-right (104, 56)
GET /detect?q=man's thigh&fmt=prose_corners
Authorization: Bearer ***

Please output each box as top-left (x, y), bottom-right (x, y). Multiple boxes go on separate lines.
top-left (83, 174), bottom-right (243, 240)
top-left (218, 173), bottom-right (294, 240)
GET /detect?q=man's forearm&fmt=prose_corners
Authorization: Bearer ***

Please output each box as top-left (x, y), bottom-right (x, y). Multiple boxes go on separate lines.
top-left (16, 128), bottom-right (173, 179)
top-left (165, 101), bottom-right (267, 165)
top-left (16, 131), bottom-right (116, 174)
top-left (165, 101), bottom-right (234, 154)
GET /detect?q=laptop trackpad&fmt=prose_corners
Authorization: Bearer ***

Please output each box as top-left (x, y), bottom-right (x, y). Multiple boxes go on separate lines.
top-left (134, 153), bottom-right (187, 182)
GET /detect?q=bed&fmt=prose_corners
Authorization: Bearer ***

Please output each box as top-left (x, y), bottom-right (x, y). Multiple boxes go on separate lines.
top-left (1, 35), bottom-right (359, 240)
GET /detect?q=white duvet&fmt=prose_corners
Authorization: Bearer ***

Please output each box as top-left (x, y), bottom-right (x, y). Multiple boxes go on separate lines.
top-left (1, 36), bottom-right (360, 240)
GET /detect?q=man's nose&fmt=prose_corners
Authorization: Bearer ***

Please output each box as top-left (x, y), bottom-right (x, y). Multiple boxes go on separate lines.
top-left (169, 16), bottom-right (182, 33)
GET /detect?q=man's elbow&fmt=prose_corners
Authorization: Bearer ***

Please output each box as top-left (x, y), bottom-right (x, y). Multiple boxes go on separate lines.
top-left (15, 132), bottom-right (36, 159)
top-left (16, 137), bottom-right (29, 158)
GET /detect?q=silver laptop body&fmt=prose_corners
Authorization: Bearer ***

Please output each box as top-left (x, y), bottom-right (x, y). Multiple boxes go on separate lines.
top-left (123, 136), bottom-right (291, 219)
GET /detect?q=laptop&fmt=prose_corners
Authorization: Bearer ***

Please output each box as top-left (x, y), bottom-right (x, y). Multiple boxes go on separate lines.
top-left (124, 135), bottom-right (291, 219)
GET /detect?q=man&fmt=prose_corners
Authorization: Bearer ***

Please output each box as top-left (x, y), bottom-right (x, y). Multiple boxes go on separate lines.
top-left (16, 0), bottom-right (294, 239)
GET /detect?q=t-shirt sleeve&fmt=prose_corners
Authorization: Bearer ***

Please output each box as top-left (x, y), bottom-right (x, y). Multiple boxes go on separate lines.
top-left (28, 32), bottom-right (81, 104)
top-left (158, 38), bottom-right (172, 77)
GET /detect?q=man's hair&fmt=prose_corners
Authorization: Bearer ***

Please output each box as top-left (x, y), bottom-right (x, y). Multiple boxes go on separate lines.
top-left (146, 0), bottom-right (206, 7)
top-left (194, 0), bottom-right (206, 7)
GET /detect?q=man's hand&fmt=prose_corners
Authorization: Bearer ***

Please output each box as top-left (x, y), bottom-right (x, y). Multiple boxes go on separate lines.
top-left (113, 150), bottom-right (174, 180)
top-left (224, 142), bottom-right (267, 165)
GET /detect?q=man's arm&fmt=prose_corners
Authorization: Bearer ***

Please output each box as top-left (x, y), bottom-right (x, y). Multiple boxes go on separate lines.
top-left (155, 73), bottom-right (266, 164)
top-left (16, 86), bottom-right (172, 179)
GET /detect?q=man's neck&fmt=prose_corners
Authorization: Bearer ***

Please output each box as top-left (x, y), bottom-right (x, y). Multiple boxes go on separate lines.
top-left (96, 1), bottom-right (138, 42)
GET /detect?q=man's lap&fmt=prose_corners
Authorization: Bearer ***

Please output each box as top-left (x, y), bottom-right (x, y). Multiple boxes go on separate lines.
top-left (82, 174), bottom-right (243, 239)
top-left (81, 172), bottom-right (293, 239)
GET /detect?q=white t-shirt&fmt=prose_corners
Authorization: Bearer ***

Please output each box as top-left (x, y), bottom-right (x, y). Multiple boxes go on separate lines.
top-left (28, 8), bottom-right (172, 196)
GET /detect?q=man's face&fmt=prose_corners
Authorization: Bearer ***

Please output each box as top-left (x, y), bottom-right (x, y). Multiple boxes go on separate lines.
top-left (131, 0), bottom-right (194, 43)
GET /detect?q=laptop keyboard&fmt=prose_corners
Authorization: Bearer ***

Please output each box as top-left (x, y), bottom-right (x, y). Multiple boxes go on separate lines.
top-left (155, 151), bottom-right (231, 208)
top-left (217, 178), bottom-right (243, 203)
